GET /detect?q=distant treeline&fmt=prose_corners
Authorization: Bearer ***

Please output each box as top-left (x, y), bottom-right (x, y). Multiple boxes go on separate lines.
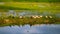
top-left (0, 0), bottom-right (60, 2)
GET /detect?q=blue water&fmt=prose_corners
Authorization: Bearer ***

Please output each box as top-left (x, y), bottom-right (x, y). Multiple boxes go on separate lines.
top-left (0, 24), bottom-right (60, 34)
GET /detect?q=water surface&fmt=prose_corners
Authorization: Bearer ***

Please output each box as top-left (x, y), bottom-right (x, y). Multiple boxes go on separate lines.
top-left (0, 24), bottom-right (60, 34)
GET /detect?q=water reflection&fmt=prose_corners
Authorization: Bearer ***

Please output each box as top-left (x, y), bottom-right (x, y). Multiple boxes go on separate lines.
top-left (0, 24), bottom-right (60, 34)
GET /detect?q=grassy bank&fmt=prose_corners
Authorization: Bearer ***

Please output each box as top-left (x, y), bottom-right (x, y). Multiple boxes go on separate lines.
top-left (0, 1), bottom-right (60, 27)
top-left (0, 16), bottom-right (60, 27)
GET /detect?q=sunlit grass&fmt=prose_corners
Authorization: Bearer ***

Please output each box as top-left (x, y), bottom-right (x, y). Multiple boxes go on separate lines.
top-left (0, 2), bottom-right (60, 10)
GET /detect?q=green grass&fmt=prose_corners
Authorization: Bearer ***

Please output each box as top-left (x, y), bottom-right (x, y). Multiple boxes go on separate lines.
top-left (0, 5), bottom-right (32, 10)
top-left (0, 2), bottom-right (60, 10)
top-left (0, 2), bottom-right (60, 14)
top-left (0, 0), bottom-right (60, 2)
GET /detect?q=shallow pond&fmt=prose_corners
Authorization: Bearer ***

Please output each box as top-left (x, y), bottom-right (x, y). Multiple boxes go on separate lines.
top-left (0, 24), bottom-right (60, 34)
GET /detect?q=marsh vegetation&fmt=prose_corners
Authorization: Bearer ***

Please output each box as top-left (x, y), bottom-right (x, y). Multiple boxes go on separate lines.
top-left (0, 10), bottom-right (60, 26)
